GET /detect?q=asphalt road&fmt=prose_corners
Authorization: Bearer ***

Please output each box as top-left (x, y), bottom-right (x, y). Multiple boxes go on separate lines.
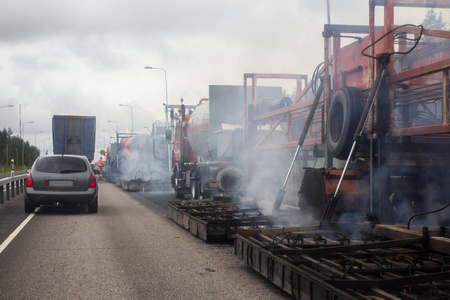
top-left (0, 181), bottom-right (290, 299)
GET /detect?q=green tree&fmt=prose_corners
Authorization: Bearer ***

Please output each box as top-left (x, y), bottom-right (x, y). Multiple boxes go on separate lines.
top-left (1, 127), bottom-right (40, 171)
top-left (422, 9), bottom-right (447, 30)
top-left (9, 135), bottom-right (22, 166)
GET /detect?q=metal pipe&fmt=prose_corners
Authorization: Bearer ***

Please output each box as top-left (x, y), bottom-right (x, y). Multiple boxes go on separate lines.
top-left (22, 121), bottom-right (34, 169)
top-left (144, 66), bottom-right (171, 172)
top-left (286, 80), bottom-right (324, 188)
top-left (273, 79), bottom-right (324, 211)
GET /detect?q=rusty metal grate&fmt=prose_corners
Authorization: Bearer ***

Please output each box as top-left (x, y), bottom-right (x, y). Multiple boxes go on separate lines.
top-left (235, 225), bottom-right (450, 299)
top-left (167, 198), bottom-right (273, 241)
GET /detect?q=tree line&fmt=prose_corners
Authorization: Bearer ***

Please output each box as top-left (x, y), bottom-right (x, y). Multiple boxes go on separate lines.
top-left (0, 127), bottom-right (41, 170)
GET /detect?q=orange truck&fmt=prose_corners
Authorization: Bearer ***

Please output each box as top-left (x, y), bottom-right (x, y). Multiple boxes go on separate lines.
top-left (171, 98), bottom-right (244, 199)
top-left (171, 83), bottom-right (283, 199)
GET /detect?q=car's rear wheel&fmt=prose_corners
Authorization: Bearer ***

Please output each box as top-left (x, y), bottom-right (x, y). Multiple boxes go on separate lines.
top-left (88, 197), bottom-right (98, 213)
top-left (24, 197), bottom-right (35, 214)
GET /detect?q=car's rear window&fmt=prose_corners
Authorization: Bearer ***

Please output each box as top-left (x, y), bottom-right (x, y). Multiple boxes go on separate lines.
top-left (35, 157), bottom-right (87, 173)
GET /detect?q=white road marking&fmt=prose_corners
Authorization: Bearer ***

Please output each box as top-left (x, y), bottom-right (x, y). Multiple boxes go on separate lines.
top-left (0, 207), bottom-right (40, 254)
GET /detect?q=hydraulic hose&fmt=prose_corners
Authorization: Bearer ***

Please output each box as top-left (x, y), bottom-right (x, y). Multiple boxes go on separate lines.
top-left (407, 202), bottom-right (450, 230)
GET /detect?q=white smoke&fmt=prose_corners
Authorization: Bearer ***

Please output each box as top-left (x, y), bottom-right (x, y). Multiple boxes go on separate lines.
top-left (118, 134), bottom-right (171, 188)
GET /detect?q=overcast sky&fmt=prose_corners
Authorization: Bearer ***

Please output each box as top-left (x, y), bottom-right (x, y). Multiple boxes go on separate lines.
top-left (0, 0), bottom-right (447, 156)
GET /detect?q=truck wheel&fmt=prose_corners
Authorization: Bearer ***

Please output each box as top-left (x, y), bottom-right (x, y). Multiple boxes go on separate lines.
top-left (326, 86), bottom-right (364, 160)
top-left (191, 181), bottom-right (201, 200)
top-left (175, 187), bottom-right (184, 199)
top-left (173, 165), bottom-right (184, 199)
top-left (173, 164), bottom-right (181, 188)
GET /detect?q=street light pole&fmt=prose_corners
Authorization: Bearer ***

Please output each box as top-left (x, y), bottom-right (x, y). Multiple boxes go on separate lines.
top-left (0, 104), bottom-right (14, 112)
top-left (43, 138), bottom-right (50, 155)
top-left (100, 137), bottom-right (106, 150)
top-left (144, 66), bottom-right (168, 131)
top-left (0, 104), bottom-right (14, 171)
top-left (34, 130), bottom-right (43, 160)
top-left (118, 104), bottom-right (134, 133)
top-left (144, 66), bottom-right (171, 171)
top-left (102, 130), bottom-right (112, 140)
top-left (107, 120), bottom-right (118, 133)
top-left (22, 121), bottom-right (34, 169)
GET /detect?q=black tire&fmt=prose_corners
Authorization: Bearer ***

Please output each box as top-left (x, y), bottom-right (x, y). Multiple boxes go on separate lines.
top-left (327, 86), bottom-right (364, 160)
top-left (175, 187), bottom-right (184, 199)
top-left (191, 180), bottom-right (201, 200)
top-left (173, 165), bottom-right (185, 199)
top-left (172, 164), bottom-right (181, 188)
top-left (88, 196), bottom-right (98, 213)
top-left (24, 198), bottom-right (35, 214)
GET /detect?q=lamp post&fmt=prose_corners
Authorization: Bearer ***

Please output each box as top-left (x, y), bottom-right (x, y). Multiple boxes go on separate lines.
top-left (102, 130), bottom-right (111, 140)
top-left (43, 137), bottom-right (50, 155)
top-left (107, 120), bottom-right (118, 133)
top-left (99, 137), bottom-right (106, 150)
top-left (144, 66), bottom-right (171, 171)
top-left (34, 130), bottom-right (43, 161)
top-left (118, 104), bottom-right (134, 133)
top-left (22, 121), bottom-right (34, 169)
top-left (144, 66), bottom-right (168, 131)
top-left (0, 104), bottom-right (14, 171)
top-left (0, 104), bottom-right (14, 112)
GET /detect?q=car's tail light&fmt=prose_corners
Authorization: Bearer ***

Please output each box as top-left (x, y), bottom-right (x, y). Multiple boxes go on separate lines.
top-left (89, 173), bottom-right (96, 188)
top-left (26, 173), bottom-right (33, 188)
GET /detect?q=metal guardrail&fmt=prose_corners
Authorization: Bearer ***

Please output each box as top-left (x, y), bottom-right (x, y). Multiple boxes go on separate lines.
top-left (0, 174), bottom-right (27, 204)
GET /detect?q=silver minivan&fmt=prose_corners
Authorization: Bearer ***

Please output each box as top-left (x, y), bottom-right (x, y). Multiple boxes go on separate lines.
top-left (25, 155), bottom-right (98, 213)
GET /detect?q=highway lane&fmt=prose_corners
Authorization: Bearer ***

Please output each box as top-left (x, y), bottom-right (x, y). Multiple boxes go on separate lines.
top-left (0, 181), bottom-right (290, 299)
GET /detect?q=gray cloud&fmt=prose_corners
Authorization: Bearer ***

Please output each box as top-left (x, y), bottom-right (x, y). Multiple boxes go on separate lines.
top-left (1, 0), bottom-right (446, 161)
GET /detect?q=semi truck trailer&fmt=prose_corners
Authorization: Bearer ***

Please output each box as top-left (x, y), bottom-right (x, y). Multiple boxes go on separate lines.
top-left (52, 115), bottom-right (96, 162)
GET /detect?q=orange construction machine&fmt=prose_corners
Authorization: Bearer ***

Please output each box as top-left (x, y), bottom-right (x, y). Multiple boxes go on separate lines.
top-left (245, 0), bottom-right (450, 226)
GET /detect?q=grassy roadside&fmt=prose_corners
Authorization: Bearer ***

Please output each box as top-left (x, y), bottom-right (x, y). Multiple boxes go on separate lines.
top-left (0, 165), bottom-right (30, 174)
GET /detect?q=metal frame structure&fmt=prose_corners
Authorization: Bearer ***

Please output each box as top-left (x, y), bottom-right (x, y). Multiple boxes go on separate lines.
top-left (235, 224), bottom-right (450, 299)
top-left (167, 198), bottom-right (272, 241)
top-left (243, 0), bottom-right (450, 223)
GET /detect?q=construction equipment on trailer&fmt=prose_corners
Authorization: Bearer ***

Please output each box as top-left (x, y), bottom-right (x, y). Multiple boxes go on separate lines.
top-left (245, 0), bottom-right (450, 227)
top-left (233, 0), bottom-right (450, 298)
top-left (103, 129), bottom-right (171, 191)
top-left (163, 1), bottom-right (449, 298)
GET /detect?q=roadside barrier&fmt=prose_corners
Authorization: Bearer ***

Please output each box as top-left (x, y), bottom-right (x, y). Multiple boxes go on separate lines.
top-left (0, 174), bottom-right (27, 204)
